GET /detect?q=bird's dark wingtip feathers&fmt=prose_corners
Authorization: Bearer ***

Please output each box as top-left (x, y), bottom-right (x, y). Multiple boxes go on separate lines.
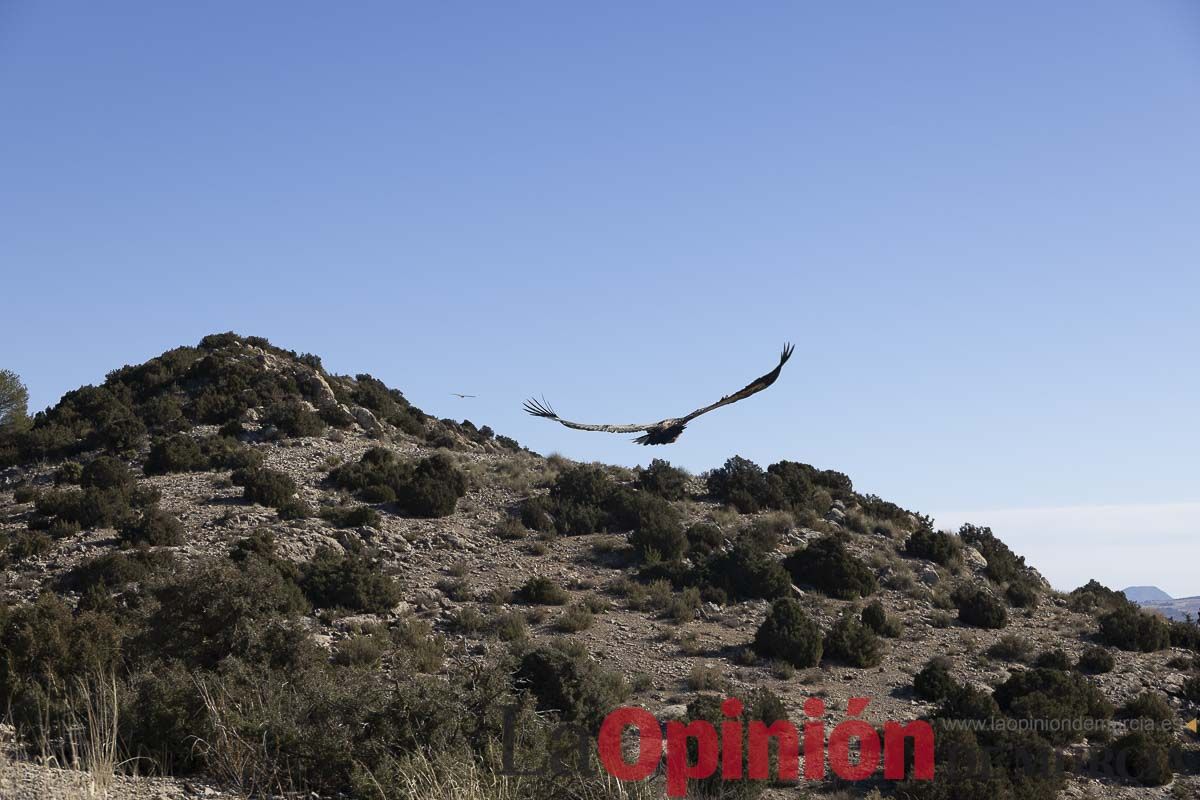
top-left (523, 397), bottom-right (557, 419)
top-left (780, 342), bottom-right (794, 364)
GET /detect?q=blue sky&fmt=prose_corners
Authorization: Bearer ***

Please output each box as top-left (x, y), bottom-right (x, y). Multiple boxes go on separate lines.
top-left (2, 3), bottom-right (1197, 593)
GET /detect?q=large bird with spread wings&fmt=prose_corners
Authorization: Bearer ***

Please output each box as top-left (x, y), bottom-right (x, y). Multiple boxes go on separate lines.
top-left (524, 343), bottom-right (794, 445)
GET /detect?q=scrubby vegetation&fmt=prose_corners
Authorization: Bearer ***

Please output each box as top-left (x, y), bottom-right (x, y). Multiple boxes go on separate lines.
top-left (783, 534), bottom-right (877, 599)
top-left (328, 447), bottom-right (467, 517)
top-left (823, 610), bottom-right (883, 667)
top-left (752, 597), bottom-right (823, 667)
top-left (913, 655), bottom-right (955, 701)
top-left (904, 525), bottom-right (960, 566)
top-left (953, 586), bottom-right (1008, 629)
top-left (1097, 603), bottom-right (1171, 652)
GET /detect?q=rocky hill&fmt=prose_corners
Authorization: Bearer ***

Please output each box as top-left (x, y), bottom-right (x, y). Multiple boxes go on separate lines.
top-left (1, 334), bottom-right (1198, 800)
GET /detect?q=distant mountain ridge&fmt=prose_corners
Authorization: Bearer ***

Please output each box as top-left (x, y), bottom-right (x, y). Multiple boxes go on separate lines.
top-left (1122, 585), bottom-right (1174, 604)
top-left (1124, 585), bottom-right (1200, 620)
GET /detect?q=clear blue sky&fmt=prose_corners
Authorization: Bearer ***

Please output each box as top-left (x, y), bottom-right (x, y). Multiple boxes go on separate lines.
top-left (2, 3), bottom-right (1197, 591)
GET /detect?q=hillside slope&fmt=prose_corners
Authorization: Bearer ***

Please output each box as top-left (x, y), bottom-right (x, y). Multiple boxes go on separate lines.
top-left (1, 334), bottom-right (1198, 800)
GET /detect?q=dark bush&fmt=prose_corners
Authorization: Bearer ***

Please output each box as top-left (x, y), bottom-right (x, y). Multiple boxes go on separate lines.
top-left (516, 575), bottom-right (569, 605)
top-left (1168, 618), bottom-right (1200, 651)
top-left (8, 531), bottom-right (53, 561)
top-left (904, 526), bottom-right (960, 566)
top-left (515, 641), bottom-right (629, 729)
top-left (637, 459), bottom-right (689, 500)
top-left (783, 534), bottom-right (877, 599)
top-left (119, 506), bottom-right (184, 546)
top-left (1068, 579), bottom-right (1129, 614)
top-left (1105, 732), bottom-right (1172, 786)
top-left (913, 656), bottom-right (955, 701)
top-left (395, 454), bottom-right (467, 517)
top-left (1005, 580), bottom-right (1040, 609)
top-left (1097, 605), bottom-right (1170, 652)
top-left (1182, 675), bottom-right (1200, 704)
top-left (993, 667), bottom-right (1112, 745)
top-left (987, 634), bottom-right (1033, 662)
top-left (752, 598), bottom-right (823, 667)
top-left (520, 495), bottom-right (554, 532)
top-left (300, 546), bottom-right (400, 613)
top-left (685, 521), bottom-right (724, 556)
top-left (329, 448), bottom-right (466, 518)
top-left (861, 599), bottom-right (903, 637)
top-left (624, 494), bottom-right (686, 561)
top-left (144, 434), bottom-right (205, 474)
top-left (54, 461), bottom-right (83, 485)
top-left (953, 587), bottom-right (1008, 629)
top-left (706, 456), bottom-right (771, 512)
top-left (550, 464), bottom-right (614, 508)
top-left (232, 466), bottom-right (308, 517)
top-left (1032, 649), bottom-right (1072, 671)
top-left (60, 547), bottom-right (176, 593)
top-left (700, 539), bottom-right (791, 602)
top-left (0, 594), bottom-right (124, 731)
top-left (35, 486), bottom-right (136, 529)
top-left (81, 456), bottom-right (135, 493)
top-left (318, 504), bottom-right (381, 529)
top-left (1076, 646), bottom-right (1115, 674)
top-left (823, 610), bottom-right (882, 667)
top-left (265, 400), bottom-right (327, 438)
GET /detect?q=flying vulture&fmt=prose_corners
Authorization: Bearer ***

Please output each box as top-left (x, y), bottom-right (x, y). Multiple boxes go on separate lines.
top-left (524, 343), bottom-right (794, 445)
top-left (451, 393), bottom-right (477, 398)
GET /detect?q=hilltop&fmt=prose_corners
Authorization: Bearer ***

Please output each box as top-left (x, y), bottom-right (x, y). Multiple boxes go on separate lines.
top-left (1, 333), bottom-right (1199, 800)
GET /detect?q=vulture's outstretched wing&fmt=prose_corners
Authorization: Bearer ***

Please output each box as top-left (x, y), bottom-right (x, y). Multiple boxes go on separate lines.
top-left (522, 397), bottom-right (654, 434)
top-left (523, 343), bottom-right (793, 445)
top-left (679, 342), bottom-right (794, 423)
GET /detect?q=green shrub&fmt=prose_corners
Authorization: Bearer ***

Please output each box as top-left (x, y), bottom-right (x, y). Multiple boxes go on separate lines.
top-left (515, 641), bottom-right (629, 728)
top-left (783, 534), bottom-right (877, 599)
top-left (318, 504), bottom-right (381, 529)
top-left (519, 495), bottom-right (554, 532)
top-left (954, 586), bottom-right (1008, 629)
top-left (1105, 732), bottom-right (1172, 786)
top-left (625, 495), bottom-right (686, 561)
top-left (554, 604), bottom-right (595, 633)
top-left (550, 464), bottom-right (615, 508)
top-left (987, 634), bottom-right (1032, 662)
top-left (685, 521), bottom-right (724, 556)
top-left (144, 434), bottom-right (205, 474)
top-left (1005, 580), bottom-right (1040, 608)
top-left (1074, 645), bottom-right (1114, 674)
top-left (993, 667), bottom-right (1112, 745)
top-left (8, 530), bottom-right (53, 561)
top-left (752, 598), bottom-right (823, 667)
top-left (904, 526), bottom-right (960, 566)
top-left (958, 523), bottom-right (1028, 584)
top-left (60, 547), bottom-right (175, 593)
top-left (232, 466), bottom-right (309, 517)
top-left (81, 455), bottom-right (135, 492)
top-left (700, 539), bottom-right (791, 601)
top-left (54, 461), bottom-right (83, 484)
top-left (35, 486), bottom-right (136, 529)
top-left (394, 454), bottom-right (467, 517)
top-left (913, 656), bottom-right (955, 701)
top-left (1182, 675), bottom-right (1200, 704)
top-left (1169, 618), bottom-right (1200, 651)
top-left (861, 599), bottom-right (903, 637)
top-left (1097, 605), bottom-right (1170, 652)
top-left (119, 506), bottom-right (184, 546)
top-left (491, 611), bottom-right (528, 642)
top-left (637, 459), bottom-right (689, 500)
top-left (1067, 579), bottom-right (1129, 613)
top-left (147, 556), bottom-right (308, 668)
top-left (495, 516), bottom-right (528, 540)
top-left (0, 594), bottom-right (124, 732)
top-left (823, 610), bottom-right (882, 667)
top-left (329, 448), bottom-right (465, 518)
top-left (300, 546), bottom-right (401, 613)
top-left (1032, 649), bottom-right (1072, 671)
top-left (706, 456), bottom-right (771, 512)
top-left (516, 576), bottom-right (569, 605)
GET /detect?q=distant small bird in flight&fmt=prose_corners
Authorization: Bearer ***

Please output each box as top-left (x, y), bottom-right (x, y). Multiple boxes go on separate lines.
top-left (524, 343), bottom-right (794, 445)
top-left (451, 393), bottom-right (477, 398)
